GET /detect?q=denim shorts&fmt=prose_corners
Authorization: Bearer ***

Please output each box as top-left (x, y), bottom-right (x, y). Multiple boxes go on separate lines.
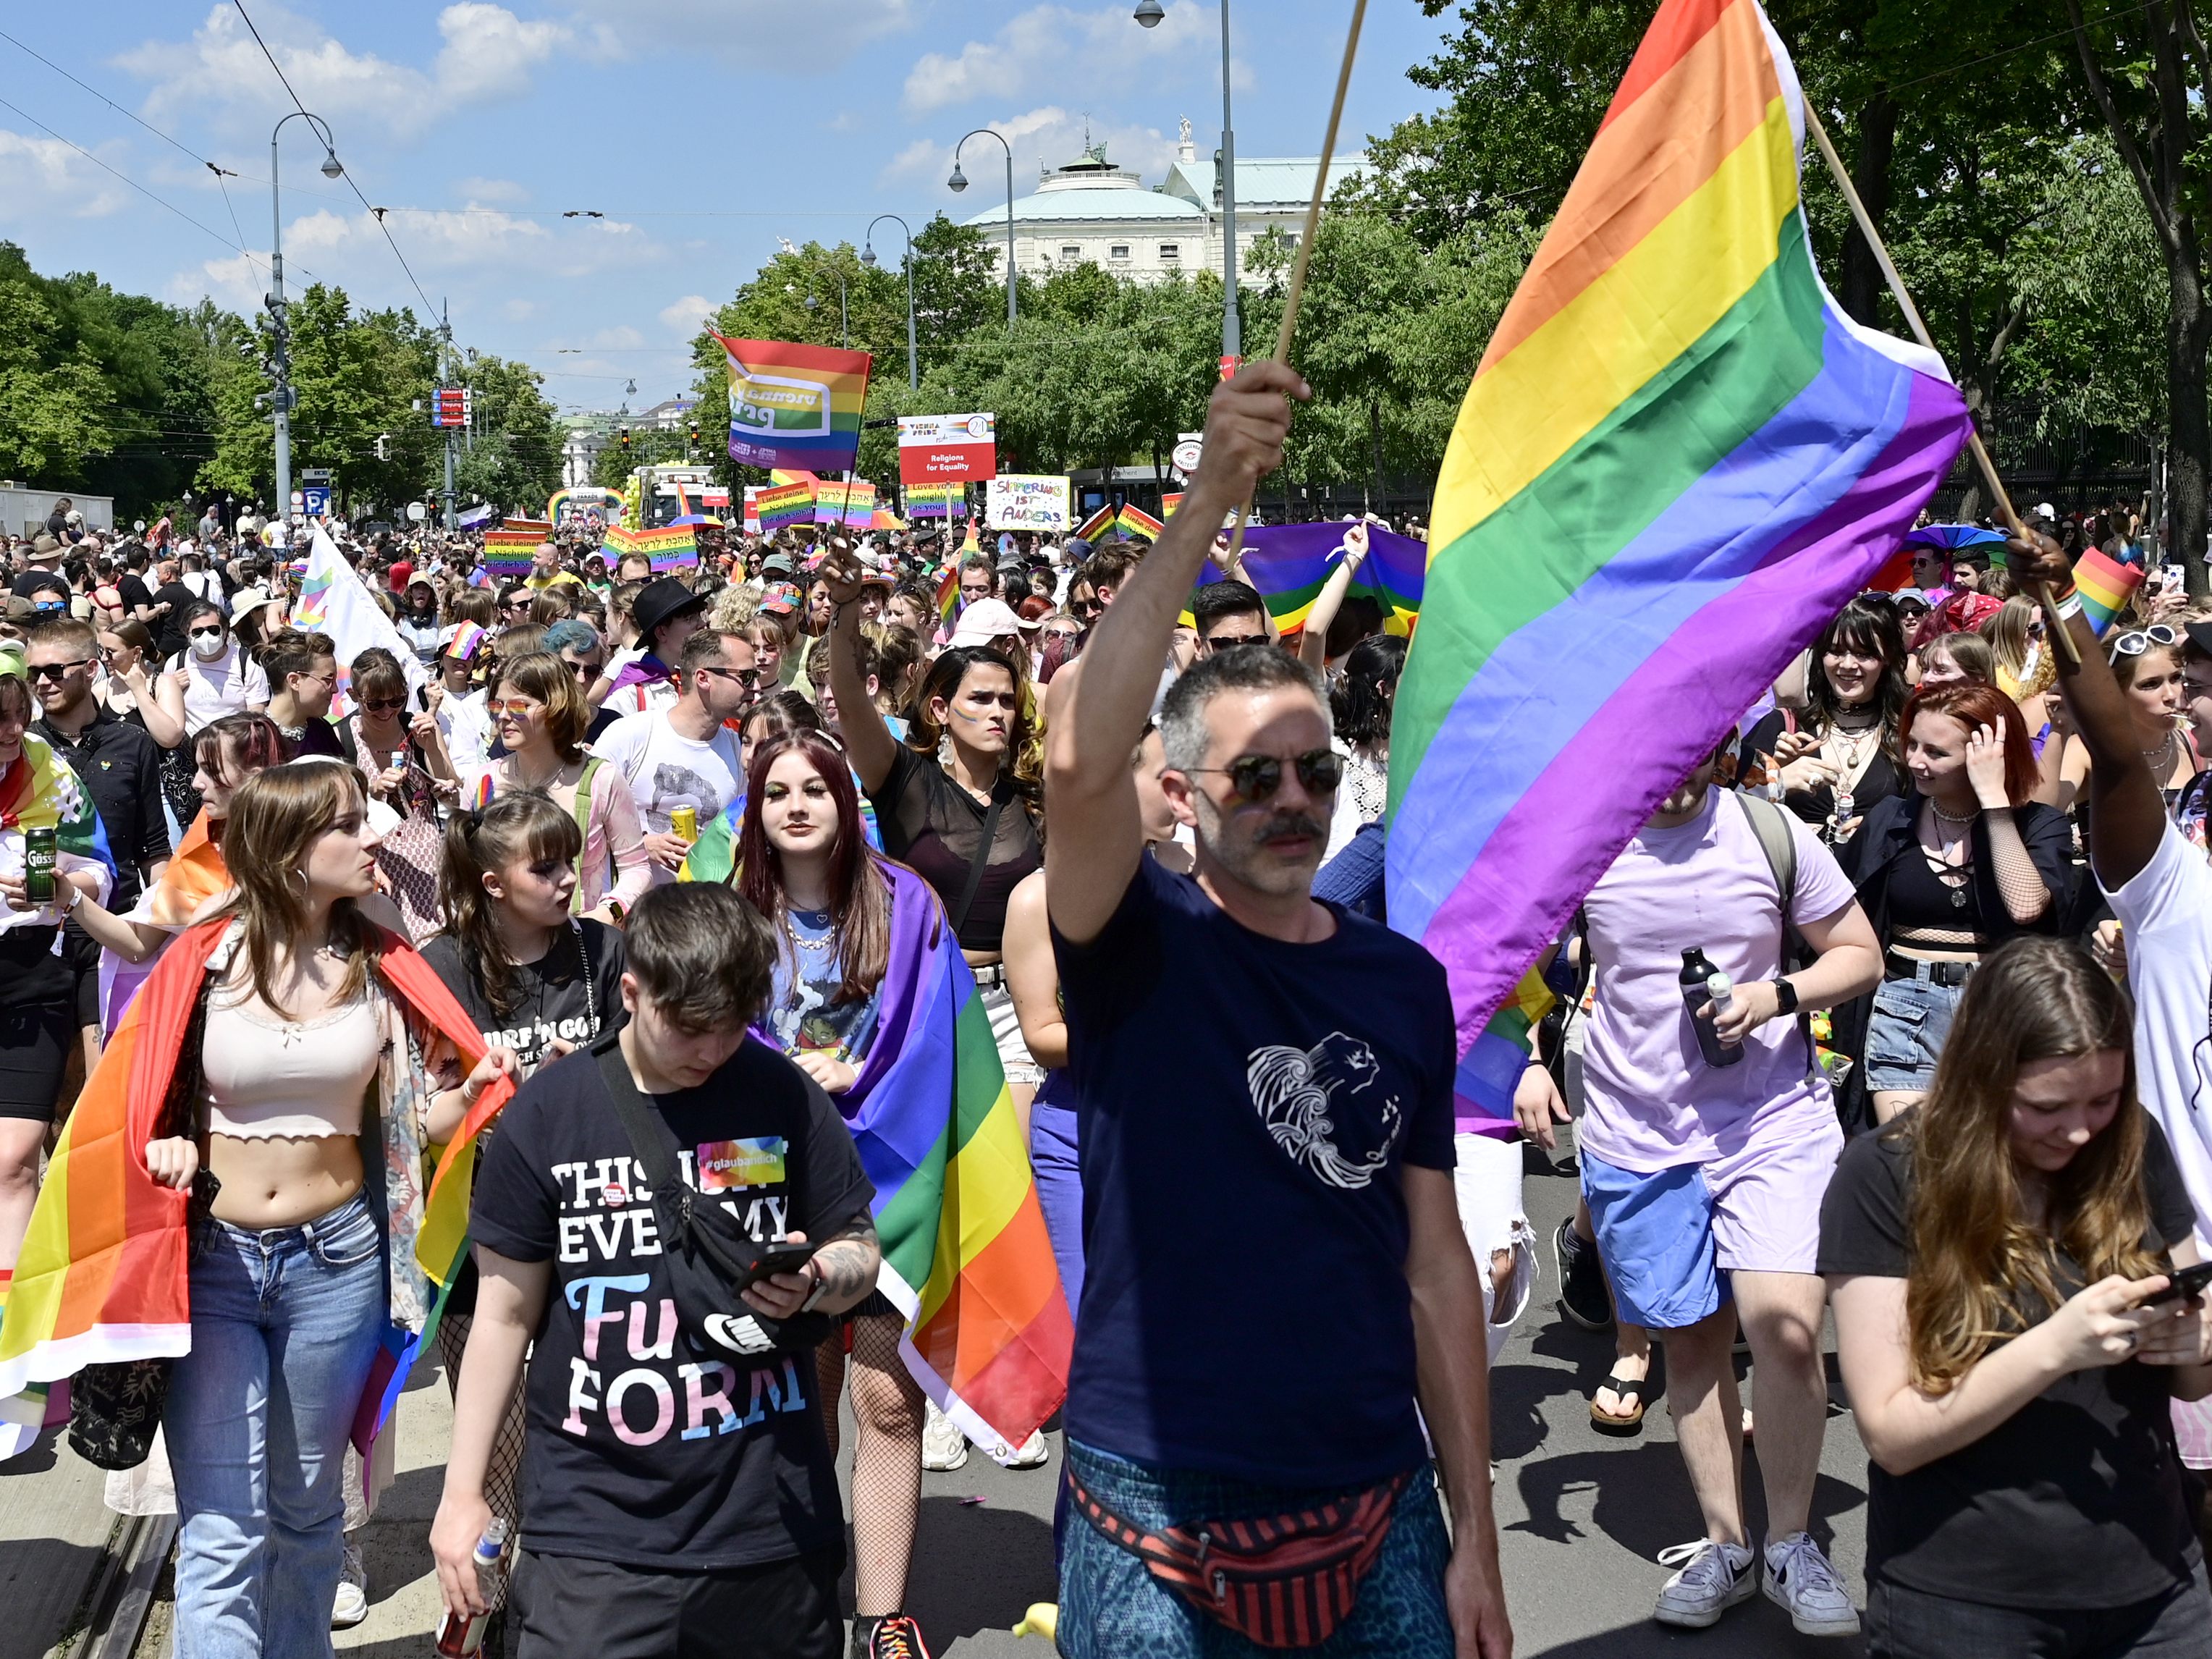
top-left (1057, 1439), bottom-right (1455, 1659)
top-left (1864, 969), bottom-right (1969, 1094)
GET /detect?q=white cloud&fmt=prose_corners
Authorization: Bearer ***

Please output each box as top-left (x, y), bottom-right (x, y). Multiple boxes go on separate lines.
top-left (455, 176), bottom-right (531, 204)
top-left (659, 294), bottom-right (714, 337)
top-left (502, 297), bottom-right (538, 320)
top-left (169, 251), bottom-right (267, 313)
top-left (884, 106), bottom-right (1178, 196)
top-left (569, 0), bottom-right (911, 64)
top-left (120, 3), bottom-right (567, 140)
top-left (0, 130), bottom-right (132, 220)
top-left (903, 3), bottom-right (1210, 114)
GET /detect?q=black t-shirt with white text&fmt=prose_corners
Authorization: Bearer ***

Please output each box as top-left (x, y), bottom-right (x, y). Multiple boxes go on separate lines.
top-left (422, 921), bottom-right (627, 1073)
top-left (1819, 1113), bottom-right (2202, 1608)
top-left (469, 1035), bottom-right (874, 1568)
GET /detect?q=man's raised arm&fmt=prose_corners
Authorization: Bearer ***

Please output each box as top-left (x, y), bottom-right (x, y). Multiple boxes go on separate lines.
top-left (1043, 364), bottom-right (1306, 944)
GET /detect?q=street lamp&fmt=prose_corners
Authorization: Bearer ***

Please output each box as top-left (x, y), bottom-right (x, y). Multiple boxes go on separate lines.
top-left (1135, 0), bottom-right (1238, 361)
top-left (950, 128), bottom-right (1017, 324)
top-left (862, 214), bottom-right (918, 389)
top-left (268, 110), bottom-right (342, 525)
top-left (790, 265), bottom-right (850, 349)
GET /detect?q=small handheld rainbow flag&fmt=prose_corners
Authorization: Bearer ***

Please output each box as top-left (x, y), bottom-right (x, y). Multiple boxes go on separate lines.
top-left (1073, 505), bottom-right (1117, 543)
top-left (935, 565), bottom-right (961, 621)
top-left (2074, 547), bottom-right (2145, 637)
top-left (481, 530), bottom-right (537, 578)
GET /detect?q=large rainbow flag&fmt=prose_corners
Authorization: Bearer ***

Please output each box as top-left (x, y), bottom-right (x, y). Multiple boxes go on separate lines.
top-left (1198, 522), bottom-right (1427, 638)
top-left (844, 863), bottom-right (1069, 1453)
top-left (1385, 0), bottom-right (1972, 1111)
top-left (714, 334), bottom-right (872, 473)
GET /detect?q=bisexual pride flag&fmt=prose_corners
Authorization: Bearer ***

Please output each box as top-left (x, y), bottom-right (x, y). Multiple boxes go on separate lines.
top-left (1386, 0), bottom-right (1972, 1133)
top-left (714, 333), bottom-right (872, 473)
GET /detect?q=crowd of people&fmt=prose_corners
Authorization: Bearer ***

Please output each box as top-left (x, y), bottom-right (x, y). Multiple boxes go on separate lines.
top-left (2, 366), bottom-right (2212, 1659)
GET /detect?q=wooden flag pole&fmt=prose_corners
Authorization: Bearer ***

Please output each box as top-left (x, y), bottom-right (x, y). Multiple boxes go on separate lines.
top-left (1801, 102), bottom-right (2079, 665)
top-left (1218, 0), bottom-right (1368, 570)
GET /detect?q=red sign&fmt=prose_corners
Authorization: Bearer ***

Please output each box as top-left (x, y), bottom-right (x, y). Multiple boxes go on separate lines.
top-left (431, 387), bottom-right (470, 429)
top-left (896, 413), bottom-right (997, 486)
top-left (1218, 354), bottom-right (1244, 382)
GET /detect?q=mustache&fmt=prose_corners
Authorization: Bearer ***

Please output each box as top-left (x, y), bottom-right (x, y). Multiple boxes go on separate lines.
top-left (1257, 812), bottom-right (1328, 845)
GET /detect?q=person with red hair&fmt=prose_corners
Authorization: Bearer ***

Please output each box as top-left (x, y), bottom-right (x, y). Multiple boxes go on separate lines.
top-left (1835, 680), bottom-right (2074, 1124)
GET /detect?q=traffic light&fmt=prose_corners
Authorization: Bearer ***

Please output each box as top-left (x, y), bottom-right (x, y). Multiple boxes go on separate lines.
top-left (688, 423), bottom-right (700, 447)
top-left (620, 426), bottom-right (632, 449)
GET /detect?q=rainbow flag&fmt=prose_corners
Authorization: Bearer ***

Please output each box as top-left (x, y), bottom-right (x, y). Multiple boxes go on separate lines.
top-left (848, 864), bottom-right (1070, 1452)
top-left (481, 529), bottom-right (538, 578)
top-left (905, 482), bottom-right (967, 520)
top-left (935, 565), bottom-right (961, 622)
top-left (2074, 546), bottom-right (2145, 636)
top-left (1162, 491), bottom-right (1185, 518)
top-left (714, 334), bottom-right (872, 473)
top-left (769, 468), bottom-right (821, 489)
top-left (1073, 505), bottom-right (1117, 543)
top-left (1196, 522), bottom-right (1427, 637)
top-left (756, 481), bottom-right (815, 531)
top-left (1115, 504), bottom-right (1164, 541)
top-left (1385, 0), bottom-right (1972, 1105)
top-left (626, 525), bottom-right (699, 573)
top-left (140, 811), bottom-right (229, 928)
top-left (444, 620), bottom-right (489, 663)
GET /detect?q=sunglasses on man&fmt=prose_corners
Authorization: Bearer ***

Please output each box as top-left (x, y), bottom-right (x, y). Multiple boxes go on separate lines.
top-left (1181, 748), bottom-right (1343, 803)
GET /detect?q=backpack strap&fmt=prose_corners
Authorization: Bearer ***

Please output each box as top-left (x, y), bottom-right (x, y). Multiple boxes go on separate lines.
top-left (1734, 790), bottom-right (1817, 1073)
top-left (570, 756), bottom-right (605, 914)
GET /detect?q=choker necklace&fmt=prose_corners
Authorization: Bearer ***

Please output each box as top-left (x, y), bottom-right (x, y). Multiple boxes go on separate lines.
top-left (1931, 801), bottom-right (1978, 824)
top-left (1832, 708), bottom-right (1881, 730)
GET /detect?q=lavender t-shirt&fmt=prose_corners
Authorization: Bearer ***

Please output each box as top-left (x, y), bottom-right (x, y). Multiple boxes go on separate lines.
top-left (1577, 788), bottom-right (1857, 1172)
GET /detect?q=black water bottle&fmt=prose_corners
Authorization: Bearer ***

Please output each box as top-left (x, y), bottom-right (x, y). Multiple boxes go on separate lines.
top-left (1681, 947), bottom-right (1744, 1068)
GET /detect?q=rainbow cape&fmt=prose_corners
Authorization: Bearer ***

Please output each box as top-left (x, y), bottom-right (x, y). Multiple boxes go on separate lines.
top-left (1385, 0), bottom-right (1972, 1112)
top-left (1197, 522), bottom-right (1427, 638)
top-left (844, 862), bottom-right (1069, 1452)
top-left (2074, 546), bottom-right (2145, 636)
top-left (0, 921), bottom-right (509, 1457)
top-left (0, 731), bottom-right (111, 871)
top-left (139, 811), bottom-right (229, 927)
top-left (714, 334), bottom-right (872, 473)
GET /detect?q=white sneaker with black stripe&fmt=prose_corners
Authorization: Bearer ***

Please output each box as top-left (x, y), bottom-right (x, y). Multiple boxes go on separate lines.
top-left (1652, 1538), bottom-right (1755, 1629)
top-left (1763, 1531), bottom-right (1860, 1637)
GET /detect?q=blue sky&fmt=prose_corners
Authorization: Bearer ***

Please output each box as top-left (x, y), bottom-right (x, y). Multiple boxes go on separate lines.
top-left (0, 1), bottom-right (1453, 418)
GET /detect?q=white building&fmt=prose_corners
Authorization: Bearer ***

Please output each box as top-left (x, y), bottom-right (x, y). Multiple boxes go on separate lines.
top-left (963, 119), bottom-right (1367, 286)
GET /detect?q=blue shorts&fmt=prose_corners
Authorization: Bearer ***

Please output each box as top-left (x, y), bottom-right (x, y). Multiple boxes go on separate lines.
top-left (1864, 970), bottom-right (1968, 1094)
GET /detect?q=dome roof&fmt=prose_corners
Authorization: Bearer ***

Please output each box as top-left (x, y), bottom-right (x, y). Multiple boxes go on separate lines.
top-left (962, 139), bottom-right (1204, 227)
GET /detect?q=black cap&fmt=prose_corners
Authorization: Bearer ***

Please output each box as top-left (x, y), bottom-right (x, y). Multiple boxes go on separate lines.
top-left (2183, 620), bottom-right (2212, 661)
top-left (630, 575), bottom-right (707, 645)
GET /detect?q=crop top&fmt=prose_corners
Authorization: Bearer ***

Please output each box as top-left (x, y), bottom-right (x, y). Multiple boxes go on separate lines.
top-left (202, 991), bottom-right (381, 1140)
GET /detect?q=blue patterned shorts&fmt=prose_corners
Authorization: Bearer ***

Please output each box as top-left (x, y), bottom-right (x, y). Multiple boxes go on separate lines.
top-left (1055, 1440), bottom-right (1455, 1659)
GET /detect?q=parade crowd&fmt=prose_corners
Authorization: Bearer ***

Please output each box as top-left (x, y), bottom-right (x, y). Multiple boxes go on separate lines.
top-left (5, 368), bottom-right (2212, 1659)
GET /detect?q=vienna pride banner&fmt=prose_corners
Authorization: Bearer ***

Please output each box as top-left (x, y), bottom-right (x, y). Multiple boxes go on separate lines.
top-left (713, 333), bottom-right (872, 473)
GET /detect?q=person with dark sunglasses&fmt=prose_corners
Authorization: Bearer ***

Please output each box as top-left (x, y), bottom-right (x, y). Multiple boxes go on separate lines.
top-left (342, 647), bottom-right (455, 942)
top-left (1040, 363), bottom-right (1513, 1659)
top-left (590, 626), bottom-right (758, 882)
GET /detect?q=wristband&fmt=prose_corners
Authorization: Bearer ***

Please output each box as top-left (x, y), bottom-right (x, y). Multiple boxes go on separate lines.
top-left (2051, 590), bottom-right (2083, 620)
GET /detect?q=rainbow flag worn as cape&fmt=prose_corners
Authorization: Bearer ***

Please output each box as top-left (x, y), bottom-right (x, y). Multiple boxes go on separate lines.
top-left (140, 811), bottom-right (229, 928)
top-left (2074, 547), bottom-right (2145, 637)
top-left (0, 732), bottom-right (111, 871)
top-left (1196, 522), bottom-right (1427, 638)
top-left (1385, 0), bottom-right (1972, 1123)
top-left (842, 862), bottom-right (1069, 1452)
top-left (0, 921), bottom-right (510, 1457)
top-left (714, 334), bottom-right (872, 473)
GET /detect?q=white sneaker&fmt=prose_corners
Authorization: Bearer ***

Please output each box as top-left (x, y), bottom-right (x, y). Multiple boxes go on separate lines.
top-left (921, 1399), bottom-right (968, 1472)
top-left (1763, 1532), bottom-right (1860, 1637)
top-left (332, 1538), bottom-right (368, 1629)
top-left (1004, 1429), bottom-right (1050, 1469)
top-left (1652, 1538), bottom-right (1755, 1629)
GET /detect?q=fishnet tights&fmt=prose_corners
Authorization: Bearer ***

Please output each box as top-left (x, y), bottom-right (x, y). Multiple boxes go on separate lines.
top-left (436, 1308), bottom-right (528, 1610)
top-left (816, 1309), bottom-right (924, 1618)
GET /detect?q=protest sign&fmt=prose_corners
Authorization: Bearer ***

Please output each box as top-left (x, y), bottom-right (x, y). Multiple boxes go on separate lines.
top-left (986, 475), bottom-right (1071, 533)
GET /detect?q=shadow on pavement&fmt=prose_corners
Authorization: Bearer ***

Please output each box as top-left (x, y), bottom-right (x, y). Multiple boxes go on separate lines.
top-left (906, 1491), bottom-right (1056, 1646)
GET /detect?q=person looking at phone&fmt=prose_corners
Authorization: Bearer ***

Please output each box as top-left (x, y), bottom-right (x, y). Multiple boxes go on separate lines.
top-left (431, 883), bottom-right (880, 1659)
top-left (1821, 937), bottom-right (2212, 1656)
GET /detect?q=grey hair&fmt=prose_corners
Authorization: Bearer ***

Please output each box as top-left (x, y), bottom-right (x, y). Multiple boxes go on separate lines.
top-left (1160, 648), bottom-right (1330, 774)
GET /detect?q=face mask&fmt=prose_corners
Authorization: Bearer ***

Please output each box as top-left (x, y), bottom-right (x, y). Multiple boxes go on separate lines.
top-left (190, 630), bottom-right (228, 660)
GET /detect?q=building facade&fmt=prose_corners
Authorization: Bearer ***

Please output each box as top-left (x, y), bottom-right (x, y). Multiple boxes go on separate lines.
top-left (963, 119), bottom-right (1366, 286)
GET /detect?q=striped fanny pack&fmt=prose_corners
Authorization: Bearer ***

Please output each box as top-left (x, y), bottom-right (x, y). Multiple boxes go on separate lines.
top-left (1066, 1466), bottom-right (1413, 1648)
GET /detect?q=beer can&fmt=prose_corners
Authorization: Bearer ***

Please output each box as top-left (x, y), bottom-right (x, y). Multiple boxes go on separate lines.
top-left (25, 825), bottom-right (56, 905)
top-left (670, 805), bottom-right (699, 845)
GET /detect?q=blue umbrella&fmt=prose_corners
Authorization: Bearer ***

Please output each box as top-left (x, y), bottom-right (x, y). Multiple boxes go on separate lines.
top-left (1904, 523), bottom-right (2006, 550)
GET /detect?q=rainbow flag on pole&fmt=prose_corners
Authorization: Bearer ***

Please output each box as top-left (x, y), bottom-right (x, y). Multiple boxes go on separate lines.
top-left (2073, 546), bottom-right (2145, 636)
top-left (1198, 522), bottom-right (1427, 638)
top-left (714, 334), bottom-right (872, 473)
top-left (1385, 0), bottom-right (1972, 1128)
top-left (1073, 505), bottom-right (1117, 543)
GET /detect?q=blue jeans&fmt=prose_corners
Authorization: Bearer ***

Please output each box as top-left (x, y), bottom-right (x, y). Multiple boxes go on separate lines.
top-left (164, 1191), bottom-right (387, 1659)
top-left (1058, 1439), bottom-right (1454, 1659)
top-left (1030, 1097), bottom-right (1084, 1313)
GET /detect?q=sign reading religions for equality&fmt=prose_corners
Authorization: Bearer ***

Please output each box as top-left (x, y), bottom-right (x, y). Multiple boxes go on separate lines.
top-left (897, 413), bottom-right (997, 486)
top-left (985, 474), bottom-right (1071, 533)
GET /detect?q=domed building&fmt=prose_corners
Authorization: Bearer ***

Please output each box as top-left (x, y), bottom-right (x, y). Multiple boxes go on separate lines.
top-left (963, 119), bottom-right (1367, 286)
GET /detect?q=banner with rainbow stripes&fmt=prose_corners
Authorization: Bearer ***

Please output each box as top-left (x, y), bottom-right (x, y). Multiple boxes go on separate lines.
top-left (905, 482), bottom-right (968, 520)
top-left (604, 524), bottom-right (699, 573)
top-left (1386, 0), bottom-right (1971, 1120)
top-left (480, 530), bottom-right (539, 578)
top-left (714, 334), bottom-right (872, 472)
top-left (1115, 504), bottom-right (1165, 541)
top-left (1072, 505), bottom-right (1117, 542)
top-left (812, 479), bottom-right (877, 527)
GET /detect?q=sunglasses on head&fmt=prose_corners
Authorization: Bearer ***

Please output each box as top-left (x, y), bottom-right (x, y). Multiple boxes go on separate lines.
top-left (1183, 748), bottom-right (1343, 803)
top-left (2110, 623), bottom-right (2182, 661)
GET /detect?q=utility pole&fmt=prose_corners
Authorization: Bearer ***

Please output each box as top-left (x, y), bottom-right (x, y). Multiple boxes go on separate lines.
top-left (268, 112), bottom-right (342, 525)
top-left (441, 298), bottom-right (457, 531)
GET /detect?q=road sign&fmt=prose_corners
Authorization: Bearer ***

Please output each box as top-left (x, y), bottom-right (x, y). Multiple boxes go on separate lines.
top-left (1172, 436), bottom-right (1204, 473)
top-left (431, 387), bottom-right (470, 428)
top-left (301, 468), bottom-right (332, 484)
top-left (301, 486), bottom-right (331, 518)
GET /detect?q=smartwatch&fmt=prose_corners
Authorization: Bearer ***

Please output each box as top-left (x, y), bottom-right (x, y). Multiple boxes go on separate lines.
top-left (799, 1259), bottom-right (830, 1314)
top-left (1770, 978), bottom-right (1800, 1017)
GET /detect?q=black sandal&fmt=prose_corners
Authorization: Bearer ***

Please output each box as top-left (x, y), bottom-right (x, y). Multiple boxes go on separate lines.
top-left (1590, 1365), bottom-right (1649, 1435)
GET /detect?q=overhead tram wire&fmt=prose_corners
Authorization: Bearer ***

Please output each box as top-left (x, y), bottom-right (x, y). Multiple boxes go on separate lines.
top-left (231, 0), bottom-right (441, 322)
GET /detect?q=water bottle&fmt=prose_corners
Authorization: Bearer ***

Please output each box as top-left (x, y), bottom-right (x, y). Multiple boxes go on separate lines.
top-left (434, 1518), bottom-right (510, 1656)
top-left (1681, 949), bottom-right (1744, 1068)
